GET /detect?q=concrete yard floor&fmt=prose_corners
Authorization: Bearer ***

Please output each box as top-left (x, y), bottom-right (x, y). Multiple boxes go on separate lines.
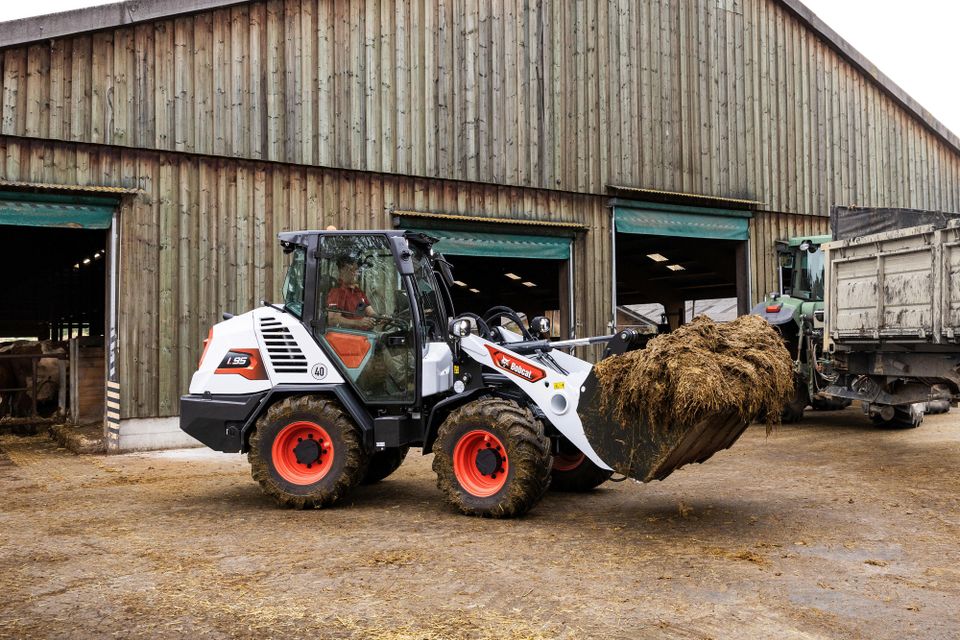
top-left (1, 408), bottom-right (959, 639)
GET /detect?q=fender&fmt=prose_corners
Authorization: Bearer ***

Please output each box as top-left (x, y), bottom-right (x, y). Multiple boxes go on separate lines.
top-left (421, 387), bottom-right (485, 454)
top-left (239, 383), bottom-right (375, 452)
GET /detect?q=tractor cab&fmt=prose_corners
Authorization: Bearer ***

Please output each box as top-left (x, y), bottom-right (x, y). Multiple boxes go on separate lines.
top-left (756, 234), bottom-right (830, 330)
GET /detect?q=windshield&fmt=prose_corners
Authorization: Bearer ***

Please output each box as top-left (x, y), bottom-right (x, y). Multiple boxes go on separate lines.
top-left (281, 246), bottom-right (306, 316)
top-left (793, 247), bottom-right (824, 301)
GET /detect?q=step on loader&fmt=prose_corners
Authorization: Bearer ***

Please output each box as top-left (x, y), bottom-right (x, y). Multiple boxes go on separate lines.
top-left (181, 230), bottom-right (760, 517)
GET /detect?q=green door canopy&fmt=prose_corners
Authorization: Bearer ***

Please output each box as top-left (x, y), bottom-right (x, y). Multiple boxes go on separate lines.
top-left (408, 228), bottom-right (571, 260)
top-left (614, 205), bottom-right (750, 241)
top-left (0, 197), bottom-right (114, 229)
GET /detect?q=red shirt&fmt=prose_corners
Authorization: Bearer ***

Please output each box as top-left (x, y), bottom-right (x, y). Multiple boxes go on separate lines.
top-left (327, 284), bottom-right (370, 316)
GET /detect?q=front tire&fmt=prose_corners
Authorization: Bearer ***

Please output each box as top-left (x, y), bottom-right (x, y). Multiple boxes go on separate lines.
top-left (248, 395), bottom-right (368, 509)
top-left (433, 397), bottom-right (551, 518)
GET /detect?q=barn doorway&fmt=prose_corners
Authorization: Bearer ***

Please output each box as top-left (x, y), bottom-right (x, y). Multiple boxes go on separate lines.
top-left (612, 202), bottom-right (751, 330)
top-left (0, 191), bottom-right (117, 434)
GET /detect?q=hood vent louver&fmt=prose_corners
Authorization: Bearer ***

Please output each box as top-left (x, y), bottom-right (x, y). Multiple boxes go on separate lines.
top-left (259, 318), bottom-right (308, 374)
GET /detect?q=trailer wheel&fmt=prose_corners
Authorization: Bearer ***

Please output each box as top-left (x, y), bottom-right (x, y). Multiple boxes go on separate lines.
top-left (924, 400), bottom-right (951, 415)
top-left (549, 452), bottom-right (613, 492)
top-left (433, 397), bottom-right (551, 518)
top-left (248, 395), bottom-right (367, 509)
top-left (871, 403), bottom-right (924, 429)
top-left (362, 446), bottom-right (410, 484)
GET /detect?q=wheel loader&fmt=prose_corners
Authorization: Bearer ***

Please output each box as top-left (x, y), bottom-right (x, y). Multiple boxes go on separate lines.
top-left (181, 230), bottom-right (755, 517)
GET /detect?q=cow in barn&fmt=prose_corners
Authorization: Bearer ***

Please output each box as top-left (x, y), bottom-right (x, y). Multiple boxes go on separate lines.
top-left (0, 341), bottom-right (65, 419)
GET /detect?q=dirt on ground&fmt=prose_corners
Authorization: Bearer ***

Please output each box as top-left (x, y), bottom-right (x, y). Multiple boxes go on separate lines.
top-left (1, 407), bottom-right (959, 639)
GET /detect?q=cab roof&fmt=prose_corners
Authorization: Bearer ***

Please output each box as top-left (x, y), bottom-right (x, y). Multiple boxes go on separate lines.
top-left (786, 234), bottom-right (831, 247)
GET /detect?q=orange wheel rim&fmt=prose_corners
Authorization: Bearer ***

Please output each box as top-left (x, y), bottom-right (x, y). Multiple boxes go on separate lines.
top-left (553, 452), bottom-right (585, 472)
top-left (271, 421), bottom-right (334, 485)
top-left (452, 430), bottom-right (509, 497)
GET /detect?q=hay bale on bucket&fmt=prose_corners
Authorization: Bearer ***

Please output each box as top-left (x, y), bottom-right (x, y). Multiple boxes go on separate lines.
top-left (583, 315), bottom-right (793, 481)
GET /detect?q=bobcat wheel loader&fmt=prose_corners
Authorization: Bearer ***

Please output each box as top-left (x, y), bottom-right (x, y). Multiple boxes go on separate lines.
top-left (181, 230), bottom-right (752, 518)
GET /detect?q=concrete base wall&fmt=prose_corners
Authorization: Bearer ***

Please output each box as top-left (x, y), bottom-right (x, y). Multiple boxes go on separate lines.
top-left (117, 417), bottom-right (201, 451)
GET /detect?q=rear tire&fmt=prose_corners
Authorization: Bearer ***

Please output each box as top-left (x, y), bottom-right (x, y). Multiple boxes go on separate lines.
top-left (781, 382), bottom-right (809, 424)
top-left (248, 395), bottom-right (368, 509)
top-left (550, 452), bottom-right (612, 492)
top-left (433, 397), bottom-right (551, 518)
top-left (362, 446), bottom-right (410, 484)
top-left (871, 403), bottom-right (924, 429)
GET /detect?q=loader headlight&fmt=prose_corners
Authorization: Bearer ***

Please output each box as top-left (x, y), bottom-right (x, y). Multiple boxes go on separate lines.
top-left (450, 318), bottom-right (472, 338)
top-left (531, 315), bottom-right (551, 337)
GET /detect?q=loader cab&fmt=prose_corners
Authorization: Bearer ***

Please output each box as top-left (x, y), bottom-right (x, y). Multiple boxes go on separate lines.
top-left (279, 230), bottom-right (452, 409)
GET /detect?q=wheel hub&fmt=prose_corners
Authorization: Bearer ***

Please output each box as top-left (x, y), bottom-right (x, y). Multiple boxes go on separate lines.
top-left (475, 447), bottom-right (503, 476)
top-left (293, 437), bottom-right (323, 466)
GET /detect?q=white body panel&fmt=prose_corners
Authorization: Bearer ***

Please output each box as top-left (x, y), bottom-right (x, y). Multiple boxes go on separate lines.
top-left (189, 308), bottom-right (344, 395)
top-left (421, 342), bottom-right (454, 397)
top-left (458, 334), bottom-right (612, 471)
top-left (252, 307), bottom-right (344, 385)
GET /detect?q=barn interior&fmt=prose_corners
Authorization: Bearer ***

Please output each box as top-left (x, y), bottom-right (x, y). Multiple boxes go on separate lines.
top-left (445, 255), bottom-right (566, 337)
top-left (615, 233), bottom-right (743, 328)
top-left (0, 225), bottom-right (106, 340)
top-left (0, 225), bottom-right (107, 423)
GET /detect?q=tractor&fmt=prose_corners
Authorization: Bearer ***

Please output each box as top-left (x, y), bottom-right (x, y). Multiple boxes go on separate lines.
top-left (754, 235), bottom-right (946, 426)
top-left (181, 229), bottom-right (759, 517)
top-left (752, 235), bottom-right (850, 422)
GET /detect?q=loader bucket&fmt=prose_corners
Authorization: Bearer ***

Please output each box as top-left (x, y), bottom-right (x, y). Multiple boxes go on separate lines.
top-left (576, 315), bottom-right (793, 483)
top-left (577, 372), bottom-right (750, 482)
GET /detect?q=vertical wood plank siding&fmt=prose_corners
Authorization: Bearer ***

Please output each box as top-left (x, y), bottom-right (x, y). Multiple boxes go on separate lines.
top-left (0, 137), bottom-right (610, 418)
top-left (1, 0), bottom-right (959, 215)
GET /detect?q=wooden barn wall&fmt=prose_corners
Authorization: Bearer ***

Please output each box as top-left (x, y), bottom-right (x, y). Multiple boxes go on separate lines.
top-left (1, 0), bottom-right (960, 216)
top-left (0, 136), bottom-right (610, 418)
top-left (748, 210), bottom-right (828, 302)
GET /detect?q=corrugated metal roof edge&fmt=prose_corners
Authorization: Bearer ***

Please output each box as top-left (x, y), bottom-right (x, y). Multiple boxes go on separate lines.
top-left (0, 0), bottom-right (956, 157)
top-left (393, 210), bottom-right (588, 231)
top-left (0, 180), bottom-right (138, 196)
top-left (0, 0), bottom-right (249, 49)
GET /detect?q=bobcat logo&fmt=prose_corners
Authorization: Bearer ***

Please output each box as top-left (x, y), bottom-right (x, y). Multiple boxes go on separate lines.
top-left (485, 346), bottom-right (546, 383)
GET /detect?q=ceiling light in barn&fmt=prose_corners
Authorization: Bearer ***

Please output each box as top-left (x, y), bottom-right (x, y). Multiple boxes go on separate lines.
top-left (666, 264), bottom-right (685, 271)
top-left (522, 281), bottom-right (537, 287)
top-left (94, 252), bottom-right (102, 259)
top-left (73, 264), bottom-right (80, 270)
top-left (504, 272), bottom-right (522, 280)
top-left (646, 253), bottom-right (669, 262)
top-left (83, 258), bottom-right (91, 264)
top-left (453, 280), bottom-right (468, 287)
top-left (469, 288), bottom-right (480, 293)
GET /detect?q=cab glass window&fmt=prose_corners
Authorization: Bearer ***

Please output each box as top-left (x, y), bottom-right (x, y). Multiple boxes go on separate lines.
top-left (281, 246), bottom-right (306, 317)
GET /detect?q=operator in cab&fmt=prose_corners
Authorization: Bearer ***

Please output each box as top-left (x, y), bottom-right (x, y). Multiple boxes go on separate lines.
top-left (327, 255), bottom-right (379, 330)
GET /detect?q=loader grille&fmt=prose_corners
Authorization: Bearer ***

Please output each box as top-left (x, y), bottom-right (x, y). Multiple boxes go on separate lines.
top-left (259, 318), bottom-right (309, 374)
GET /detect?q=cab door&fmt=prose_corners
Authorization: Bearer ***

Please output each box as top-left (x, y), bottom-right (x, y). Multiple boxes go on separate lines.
top-left (313, 234), bottom-right (416, 404)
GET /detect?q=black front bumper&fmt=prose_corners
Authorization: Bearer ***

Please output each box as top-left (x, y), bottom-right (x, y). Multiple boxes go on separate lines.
top-left (180, 392), bottom-right (269, 452)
